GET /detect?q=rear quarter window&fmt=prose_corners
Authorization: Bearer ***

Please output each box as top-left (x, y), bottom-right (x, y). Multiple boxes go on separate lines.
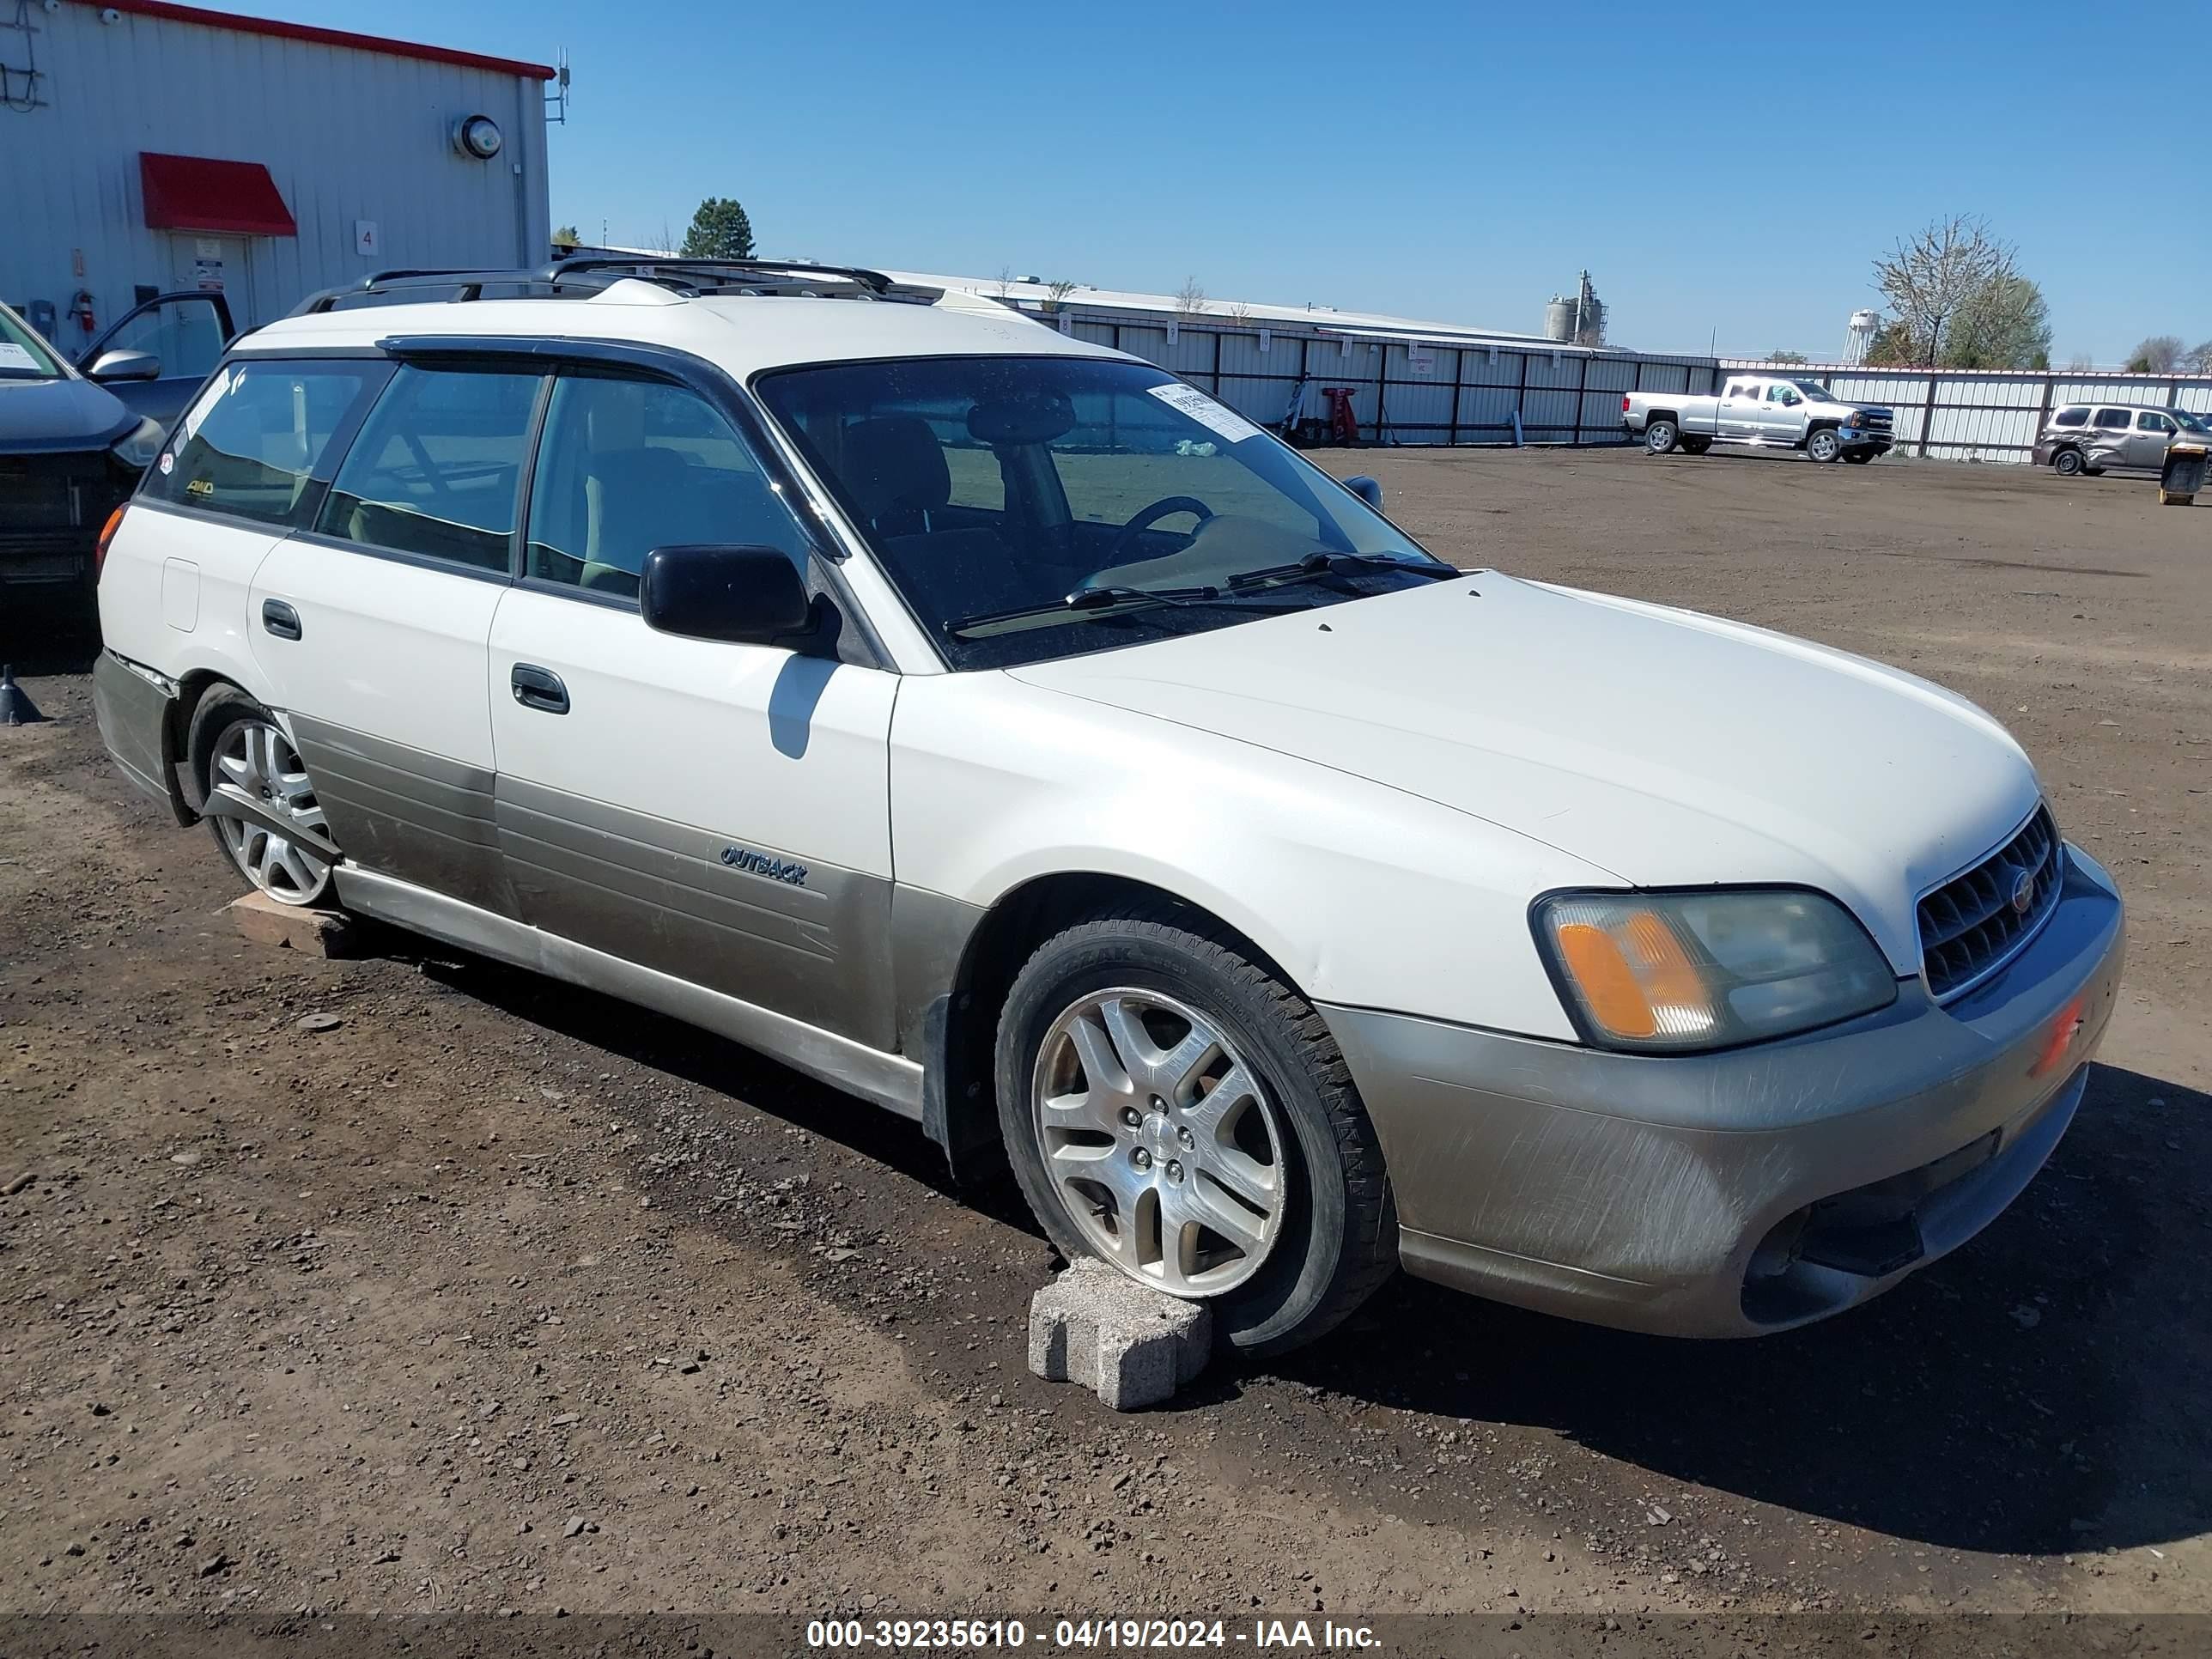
top-left (2051, 408), bottom-right (2088, 428)
top-left (142, 360), bottom-right (386, 526)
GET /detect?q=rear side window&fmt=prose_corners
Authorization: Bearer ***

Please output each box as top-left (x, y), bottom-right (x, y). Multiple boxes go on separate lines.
top-left (318, 365), bottom-right (543, 573)
top-left (2051, 407), bottom-right (2088, 428)
top-left (523, 374), bottom-right (809, 601)
top-left (142, 360), bottom-right (384, 526)
top-left (2092, 408), bottom-right (2132, 429)
top-left (2137, 411), bottom-right (2174, 433)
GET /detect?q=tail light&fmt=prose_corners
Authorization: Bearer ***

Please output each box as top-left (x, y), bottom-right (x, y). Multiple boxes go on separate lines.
top-left (1621, 395), bottom-right (1631, 411)
top-left (94, 504), bottom-right (127, 582)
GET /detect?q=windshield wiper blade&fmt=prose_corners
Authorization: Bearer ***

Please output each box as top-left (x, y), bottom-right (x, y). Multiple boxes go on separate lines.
top-left (943, 583), bottom-right (1273, 637)
top-left (1225, 551), bottom-right (1460, 590)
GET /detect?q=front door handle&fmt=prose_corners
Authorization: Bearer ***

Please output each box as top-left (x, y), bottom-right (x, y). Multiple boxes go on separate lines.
top-left (510, 663), bottom-right (569, 715)
top-left (261, 599), bottom-right (301, 641)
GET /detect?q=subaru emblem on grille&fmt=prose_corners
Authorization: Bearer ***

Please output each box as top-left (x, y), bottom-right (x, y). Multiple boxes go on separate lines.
top-left (2010, 870), bottom-right (2036, 915)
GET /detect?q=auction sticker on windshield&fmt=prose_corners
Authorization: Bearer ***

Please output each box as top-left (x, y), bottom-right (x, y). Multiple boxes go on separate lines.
top-left (0, 343), bottom-right (40, 372)
top-left (1148, 382), bottom-right (1263, 444)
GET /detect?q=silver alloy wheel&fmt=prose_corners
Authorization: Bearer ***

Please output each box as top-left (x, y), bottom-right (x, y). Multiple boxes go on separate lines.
top-left (1808, 429), bottom-right (1841, 462)
top-left (1031, 987), bottom-right (1287, 1297)
top-left (212, 720), bottom-right (332, 905)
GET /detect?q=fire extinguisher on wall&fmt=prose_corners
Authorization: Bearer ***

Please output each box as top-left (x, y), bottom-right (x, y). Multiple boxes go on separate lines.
top-left (68, 289), bottom-right (96, 337)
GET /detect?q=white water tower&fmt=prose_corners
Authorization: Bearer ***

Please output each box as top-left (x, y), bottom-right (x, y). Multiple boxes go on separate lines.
top-left (1844, 308), bottom-right (1880, 366)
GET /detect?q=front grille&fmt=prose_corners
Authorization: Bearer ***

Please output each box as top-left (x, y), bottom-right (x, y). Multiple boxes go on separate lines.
top-left (0, 451), bottom-right (103, 532)
top-left (1917, 805), bottom-right (2063, 1001)
top-left (1857, 409), bottom-right (1895, 433)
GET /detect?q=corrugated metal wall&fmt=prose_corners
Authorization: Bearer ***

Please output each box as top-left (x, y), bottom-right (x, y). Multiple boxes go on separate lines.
top-left (0, 3), bottom-right (550, 333)
top-left (1722, 362), bottom-right (2212, 463)
top-left (1057, 310), bottom-right (1717, 447)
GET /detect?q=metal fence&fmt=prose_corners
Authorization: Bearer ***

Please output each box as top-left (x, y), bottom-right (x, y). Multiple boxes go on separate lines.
top-left (1718, 360), bottom-right (2212, 463)
top-left (1049, 309), bottom-right (1717, 447)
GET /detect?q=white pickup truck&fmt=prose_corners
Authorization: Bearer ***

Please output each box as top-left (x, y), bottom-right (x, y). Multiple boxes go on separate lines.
top-left (1622, 374), bottom-right (1896, 464)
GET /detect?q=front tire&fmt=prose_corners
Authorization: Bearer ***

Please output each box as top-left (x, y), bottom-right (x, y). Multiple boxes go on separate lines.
top-left (192, 688), bottom-right (335, 907)
top-left (1644, 419), bottom-right (1680, 456)
top-left (1806, 428), bottom-right (1843, 463)
top-left (994, 912), bottom-right (1395, 1357)
top-left (1844, 450), bottom-right (1874, 465)
top-left (1680, 436), bottom-right (1711, 455)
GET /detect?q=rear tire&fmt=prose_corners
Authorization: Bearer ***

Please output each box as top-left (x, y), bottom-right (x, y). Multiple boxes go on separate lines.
top-left (994, 909), bottom-right (1395, 1358)
top-left (1680, 436), bottom-right (1711, 455)
top-left (2052, 448), bottom-right (2084, 477)
top-left (190, 686), bottom-right (335, 907)
top-left (1644, 419), bottom-right (1680, 456)
top-left (1806, 428), bottom-right (1843, 464)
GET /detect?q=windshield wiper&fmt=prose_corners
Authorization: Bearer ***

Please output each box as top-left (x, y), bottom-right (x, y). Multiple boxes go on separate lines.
top-left (944, 583), bottom-right (1285, 638)
top-left (1224, 551), bottom-right (1460, 591)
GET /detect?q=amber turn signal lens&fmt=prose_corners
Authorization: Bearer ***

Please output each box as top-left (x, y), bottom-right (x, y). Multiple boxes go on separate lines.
top-left (94, 505), bottom-right (127, 582)
top-left (1554, 921), bottom-right (1660, 1039)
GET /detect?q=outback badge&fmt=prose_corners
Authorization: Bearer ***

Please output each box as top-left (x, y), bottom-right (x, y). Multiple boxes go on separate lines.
top-left (720, 845), bottom-right (807, 887)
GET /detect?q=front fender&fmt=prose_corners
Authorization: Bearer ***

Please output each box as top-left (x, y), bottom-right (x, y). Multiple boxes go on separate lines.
top-left (889, 672), bottom-right (1607, 1041)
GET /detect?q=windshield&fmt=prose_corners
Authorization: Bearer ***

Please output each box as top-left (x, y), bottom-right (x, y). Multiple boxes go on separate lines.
top-left (1790, 380), bottom-right (1841, 403)
top-left (0, 305), bottom-right (64, 381)
top-left (2172, 408), bottom-right (2209, 434)
top-left (755, 356), bottom-right (1453, 668)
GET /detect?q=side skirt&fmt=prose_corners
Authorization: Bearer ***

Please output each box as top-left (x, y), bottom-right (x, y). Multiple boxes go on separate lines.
top-left (334, 863), bottom-right (925, 1121)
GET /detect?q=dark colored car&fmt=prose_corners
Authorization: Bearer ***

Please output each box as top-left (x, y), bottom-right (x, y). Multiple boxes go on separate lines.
top-left (1, 293), bottom-right (231, 618)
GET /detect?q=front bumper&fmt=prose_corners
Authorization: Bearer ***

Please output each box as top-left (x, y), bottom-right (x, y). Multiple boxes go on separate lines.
top-left (1322, 845), bottom-right (2125, 1337)
top-left (1840, 430), bottom-right (1892, 453)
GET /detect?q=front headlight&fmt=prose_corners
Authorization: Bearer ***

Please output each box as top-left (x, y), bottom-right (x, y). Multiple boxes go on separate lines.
top-left (1532, 889), bottom-right (1896, 1053)
top-left (110, 416), bottom-right (165, 472)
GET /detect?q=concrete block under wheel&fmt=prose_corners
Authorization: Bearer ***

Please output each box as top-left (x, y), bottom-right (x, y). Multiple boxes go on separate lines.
top-left (1028, 1259), bottom-right (1211, 1411)
top-left (228, 890), bottom-right (353, 957)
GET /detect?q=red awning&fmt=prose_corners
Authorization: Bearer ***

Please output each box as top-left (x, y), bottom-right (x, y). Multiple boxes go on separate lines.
top-left (139, 152), bottom-right (297, 237)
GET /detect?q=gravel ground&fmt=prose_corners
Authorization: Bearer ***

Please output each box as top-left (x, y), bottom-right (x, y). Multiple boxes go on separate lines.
top-left (2, 445), bottom-right (2206, 1627)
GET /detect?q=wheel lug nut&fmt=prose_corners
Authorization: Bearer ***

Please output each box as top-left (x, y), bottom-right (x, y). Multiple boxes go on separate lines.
top-left (1165, 1161), bottom-right (1183, 1183)
top-left (1121, 1107), bottom-right (1142, 1129)
top-left (1149, 1097), bottom-right (1166, 1113)
top-left (1176, 1127), bottom-right (1195, 1152)
top-left (1133, 1148), bottom-right (1152, 1170)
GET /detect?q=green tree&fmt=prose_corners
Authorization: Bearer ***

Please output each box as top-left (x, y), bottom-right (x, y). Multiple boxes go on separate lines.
top-left (1942, 275), bottom-right (2052, 369)
top-left (551, 224), bottom-right (580, 250)
top-left (680, 198), bottom-right (755, 261)
top-left (1765, 349), bottom-right (1808, 364)
top-left (1871, 214), bottom-right (2018, 367)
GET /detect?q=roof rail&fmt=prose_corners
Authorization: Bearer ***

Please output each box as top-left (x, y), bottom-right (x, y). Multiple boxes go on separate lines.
top-left (289, 255), bottom-right (902, 318)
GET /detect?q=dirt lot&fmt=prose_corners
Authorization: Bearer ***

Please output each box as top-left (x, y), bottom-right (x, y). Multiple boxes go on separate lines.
top-left (3, 447), bottom-right (2208, 1632)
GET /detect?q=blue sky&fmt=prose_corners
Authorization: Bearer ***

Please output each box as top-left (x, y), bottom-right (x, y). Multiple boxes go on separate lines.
top-left (262, 0), bottom-right (2205, 363)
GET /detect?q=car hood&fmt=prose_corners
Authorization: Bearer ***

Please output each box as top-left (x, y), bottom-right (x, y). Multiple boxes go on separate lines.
top-left (0, 374), bottom-right (135, 453)
top-left (1007, 573), bottom-right (2045, 972)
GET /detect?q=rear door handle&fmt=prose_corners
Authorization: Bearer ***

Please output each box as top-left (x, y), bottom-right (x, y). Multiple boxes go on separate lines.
top-left (510, 663), bottom-right (569, 715)
top-left (261, 599), bottom-right (301, 641)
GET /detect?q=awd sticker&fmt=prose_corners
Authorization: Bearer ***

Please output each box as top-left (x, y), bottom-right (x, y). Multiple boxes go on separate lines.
top-left (720, 846), bottom-right (807, 887)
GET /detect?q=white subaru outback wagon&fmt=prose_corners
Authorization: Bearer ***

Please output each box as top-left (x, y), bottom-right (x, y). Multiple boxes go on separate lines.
top-left (93, 258), bottom-right (2124, 1356)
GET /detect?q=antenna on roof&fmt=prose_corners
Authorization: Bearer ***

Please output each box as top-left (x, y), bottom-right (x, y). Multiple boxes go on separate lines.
top-left (545, 50), bottom-right (570, 125)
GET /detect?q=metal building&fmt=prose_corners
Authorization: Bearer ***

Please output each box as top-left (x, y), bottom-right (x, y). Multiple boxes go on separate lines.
top-left (0, 0), bottom-right (555, 343)
top-left (906, 271), bottom-right (1713, 447)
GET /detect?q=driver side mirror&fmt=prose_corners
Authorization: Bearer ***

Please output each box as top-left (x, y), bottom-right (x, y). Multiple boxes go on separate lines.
top-left (1344, 475), bottom-right (1384, 510)
top-left (88, 349), bottom-right (161, 383)
top-left (640, 544), bottom-right (812, 645)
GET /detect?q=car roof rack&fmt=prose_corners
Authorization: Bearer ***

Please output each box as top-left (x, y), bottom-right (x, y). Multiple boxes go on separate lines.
top-left (289, 254), bottom-right (908, 317)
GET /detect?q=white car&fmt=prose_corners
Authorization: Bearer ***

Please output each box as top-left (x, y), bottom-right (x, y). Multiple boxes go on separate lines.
top-left (93, 258), bottom-right (2124, 1356)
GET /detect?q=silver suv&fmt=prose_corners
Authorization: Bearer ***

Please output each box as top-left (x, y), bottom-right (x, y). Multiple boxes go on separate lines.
top-left (2033, 402), bottom-right (2210, 477)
